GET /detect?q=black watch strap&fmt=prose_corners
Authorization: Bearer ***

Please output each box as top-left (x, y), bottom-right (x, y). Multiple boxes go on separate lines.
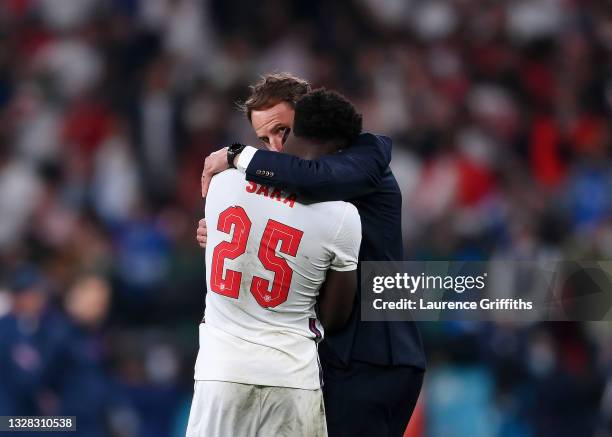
top-left (227, 143), bottom-right (247, 169)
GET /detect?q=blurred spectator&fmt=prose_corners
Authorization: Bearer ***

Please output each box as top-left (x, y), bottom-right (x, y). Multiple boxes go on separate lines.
top-left (0, 154), bottom-right (42, 249)
top-left (0, 1), bottom-right (610, 435)
top-left (0, 267), bottom-right (51, 416)
top-left (114, 340), bottom-right (187, 437)
top-left (47, 274), bottom-right (114, 436)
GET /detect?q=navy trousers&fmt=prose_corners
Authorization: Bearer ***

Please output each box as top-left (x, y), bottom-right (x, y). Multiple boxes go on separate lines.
top-left (321, 357), bottom-right (424, 437)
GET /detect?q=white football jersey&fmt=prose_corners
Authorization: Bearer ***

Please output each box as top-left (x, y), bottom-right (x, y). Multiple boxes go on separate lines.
top-left (194, 169), bottom-right (361, 390)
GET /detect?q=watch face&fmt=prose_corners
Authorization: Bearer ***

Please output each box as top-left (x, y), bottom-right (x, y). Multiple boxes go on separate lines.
top-left (228, 144), bottom-right (244, 168)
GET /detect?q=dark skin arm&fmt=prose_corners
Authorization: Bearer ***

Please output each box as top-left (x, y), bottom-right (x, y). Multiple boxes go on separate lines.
top-left (317, 269), bottom-right (356, 334)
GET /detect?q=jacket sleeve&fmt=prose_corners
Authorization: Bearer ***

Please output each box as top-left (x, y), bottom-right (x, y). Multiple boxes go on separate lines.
top-left (245, 133), bottom-right (392, 201)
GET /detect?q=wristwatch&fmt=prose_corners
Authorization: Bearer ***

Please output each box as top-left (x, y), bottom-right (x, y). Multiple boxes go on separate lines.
top-left (227, 143), bottom-right (247, 169)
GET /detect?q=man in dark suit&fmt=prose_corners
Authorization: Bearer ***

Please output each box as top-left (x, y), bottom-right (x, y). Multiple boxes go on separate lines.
top-left (198, 73), bottom-right (425, 437)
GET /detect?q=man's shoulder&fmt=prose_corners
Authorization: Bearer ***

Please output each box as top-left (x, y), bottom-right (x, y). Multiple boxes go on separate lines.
top-left (353, 132), bottom-right (391, 149)
top-left (206, 170), bottom-right (250, 212)
top-left (211, 168), bottom-right (243, 182)
top-left (356, 132), bottom-right (391, 143)
top-left (208, 169), bottom-right (245, 193)
top-left (298, 200), bottom-right (360, 237)
top-left (341, 132), bottom-right (392, 166)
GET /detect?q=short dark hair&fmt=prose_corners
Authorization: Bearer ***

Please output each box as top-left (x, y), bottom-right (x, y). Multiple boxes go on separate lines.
top-left (293, 88), bottom-right (363, 145)
top-left (239, 73), bottom-right (311, 121)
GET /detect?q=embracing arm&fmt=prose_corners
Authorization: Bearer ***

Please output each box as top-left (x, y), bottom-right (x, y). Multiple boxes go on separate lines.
top-left (242, 133), bottom-right (391, 201)
top-left (317, 203), bottom-right (362, 333)
top-left (317, 270), bottom-right (356, 333)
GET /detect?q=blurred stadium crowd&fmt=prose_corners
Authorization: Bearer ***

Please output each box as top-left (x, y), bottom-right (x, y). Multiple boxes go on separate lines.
top-left (0, 0), bottom-right (611, 436)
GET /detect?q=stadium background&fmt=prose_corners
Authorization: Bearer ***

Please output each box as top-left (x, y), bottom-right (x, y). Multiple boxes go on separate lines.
top-left (0, 0), bottom-right (611, 436)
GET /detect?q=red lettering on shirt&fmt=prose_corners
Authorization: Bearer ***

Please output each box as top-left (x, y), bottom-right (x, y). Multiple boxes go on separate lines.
top-left (283, 194), bottom-right (296, 208)
top-left (256, 185), bottom-right (269, 197)
top-left (269, 188), bottom-right (282, 201)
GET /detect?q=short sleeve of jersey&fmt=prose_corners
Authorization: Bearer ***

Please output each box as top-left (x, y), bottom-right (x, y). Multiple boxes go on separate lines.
top-left (329, 203), bottom-right (362, 271)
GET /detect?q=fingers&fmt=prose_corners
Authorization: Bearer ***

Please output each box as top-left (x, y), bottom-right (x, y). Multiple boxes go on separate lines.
top-left (196, 222), bottom-right (207, 237)
top-left (196, 234), bottom-right (207, 248)
top-left (196, 219), bottom-right (207, 248)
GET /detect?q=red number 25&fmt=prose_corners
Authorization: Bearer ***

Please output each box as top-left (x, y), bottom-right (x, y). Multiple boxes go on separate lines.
top-left (210, 206), bottom-right (304, 308)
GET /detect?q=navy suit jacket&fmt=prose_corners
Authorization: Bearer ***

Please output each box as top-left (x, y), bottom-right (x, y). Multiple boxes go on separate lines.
top-left (245, 133), bottom-right (426, 369)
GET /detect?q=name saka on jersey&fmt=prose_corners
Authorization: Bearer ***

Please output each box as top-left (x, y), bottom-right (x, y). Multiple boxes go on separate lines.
top-left (194, 169), bottom-right (361, 390)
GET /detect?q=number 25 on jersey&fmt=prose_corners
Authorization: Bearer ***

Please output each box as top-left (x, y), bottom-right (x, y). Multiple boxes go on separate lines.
top-left (210, 206), bottom-right (304, 308)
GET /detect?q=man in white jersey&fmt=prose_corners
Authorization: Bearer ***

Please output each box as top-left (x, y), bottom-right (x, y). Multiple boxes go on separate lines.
top-left (186, 89), bottom-right (363, 437)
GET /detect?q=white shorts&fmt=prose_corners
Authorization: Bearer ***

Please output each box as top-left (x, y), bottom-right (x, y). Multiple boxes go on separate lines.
top-left (186, 380), bottom-right (327, 437)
